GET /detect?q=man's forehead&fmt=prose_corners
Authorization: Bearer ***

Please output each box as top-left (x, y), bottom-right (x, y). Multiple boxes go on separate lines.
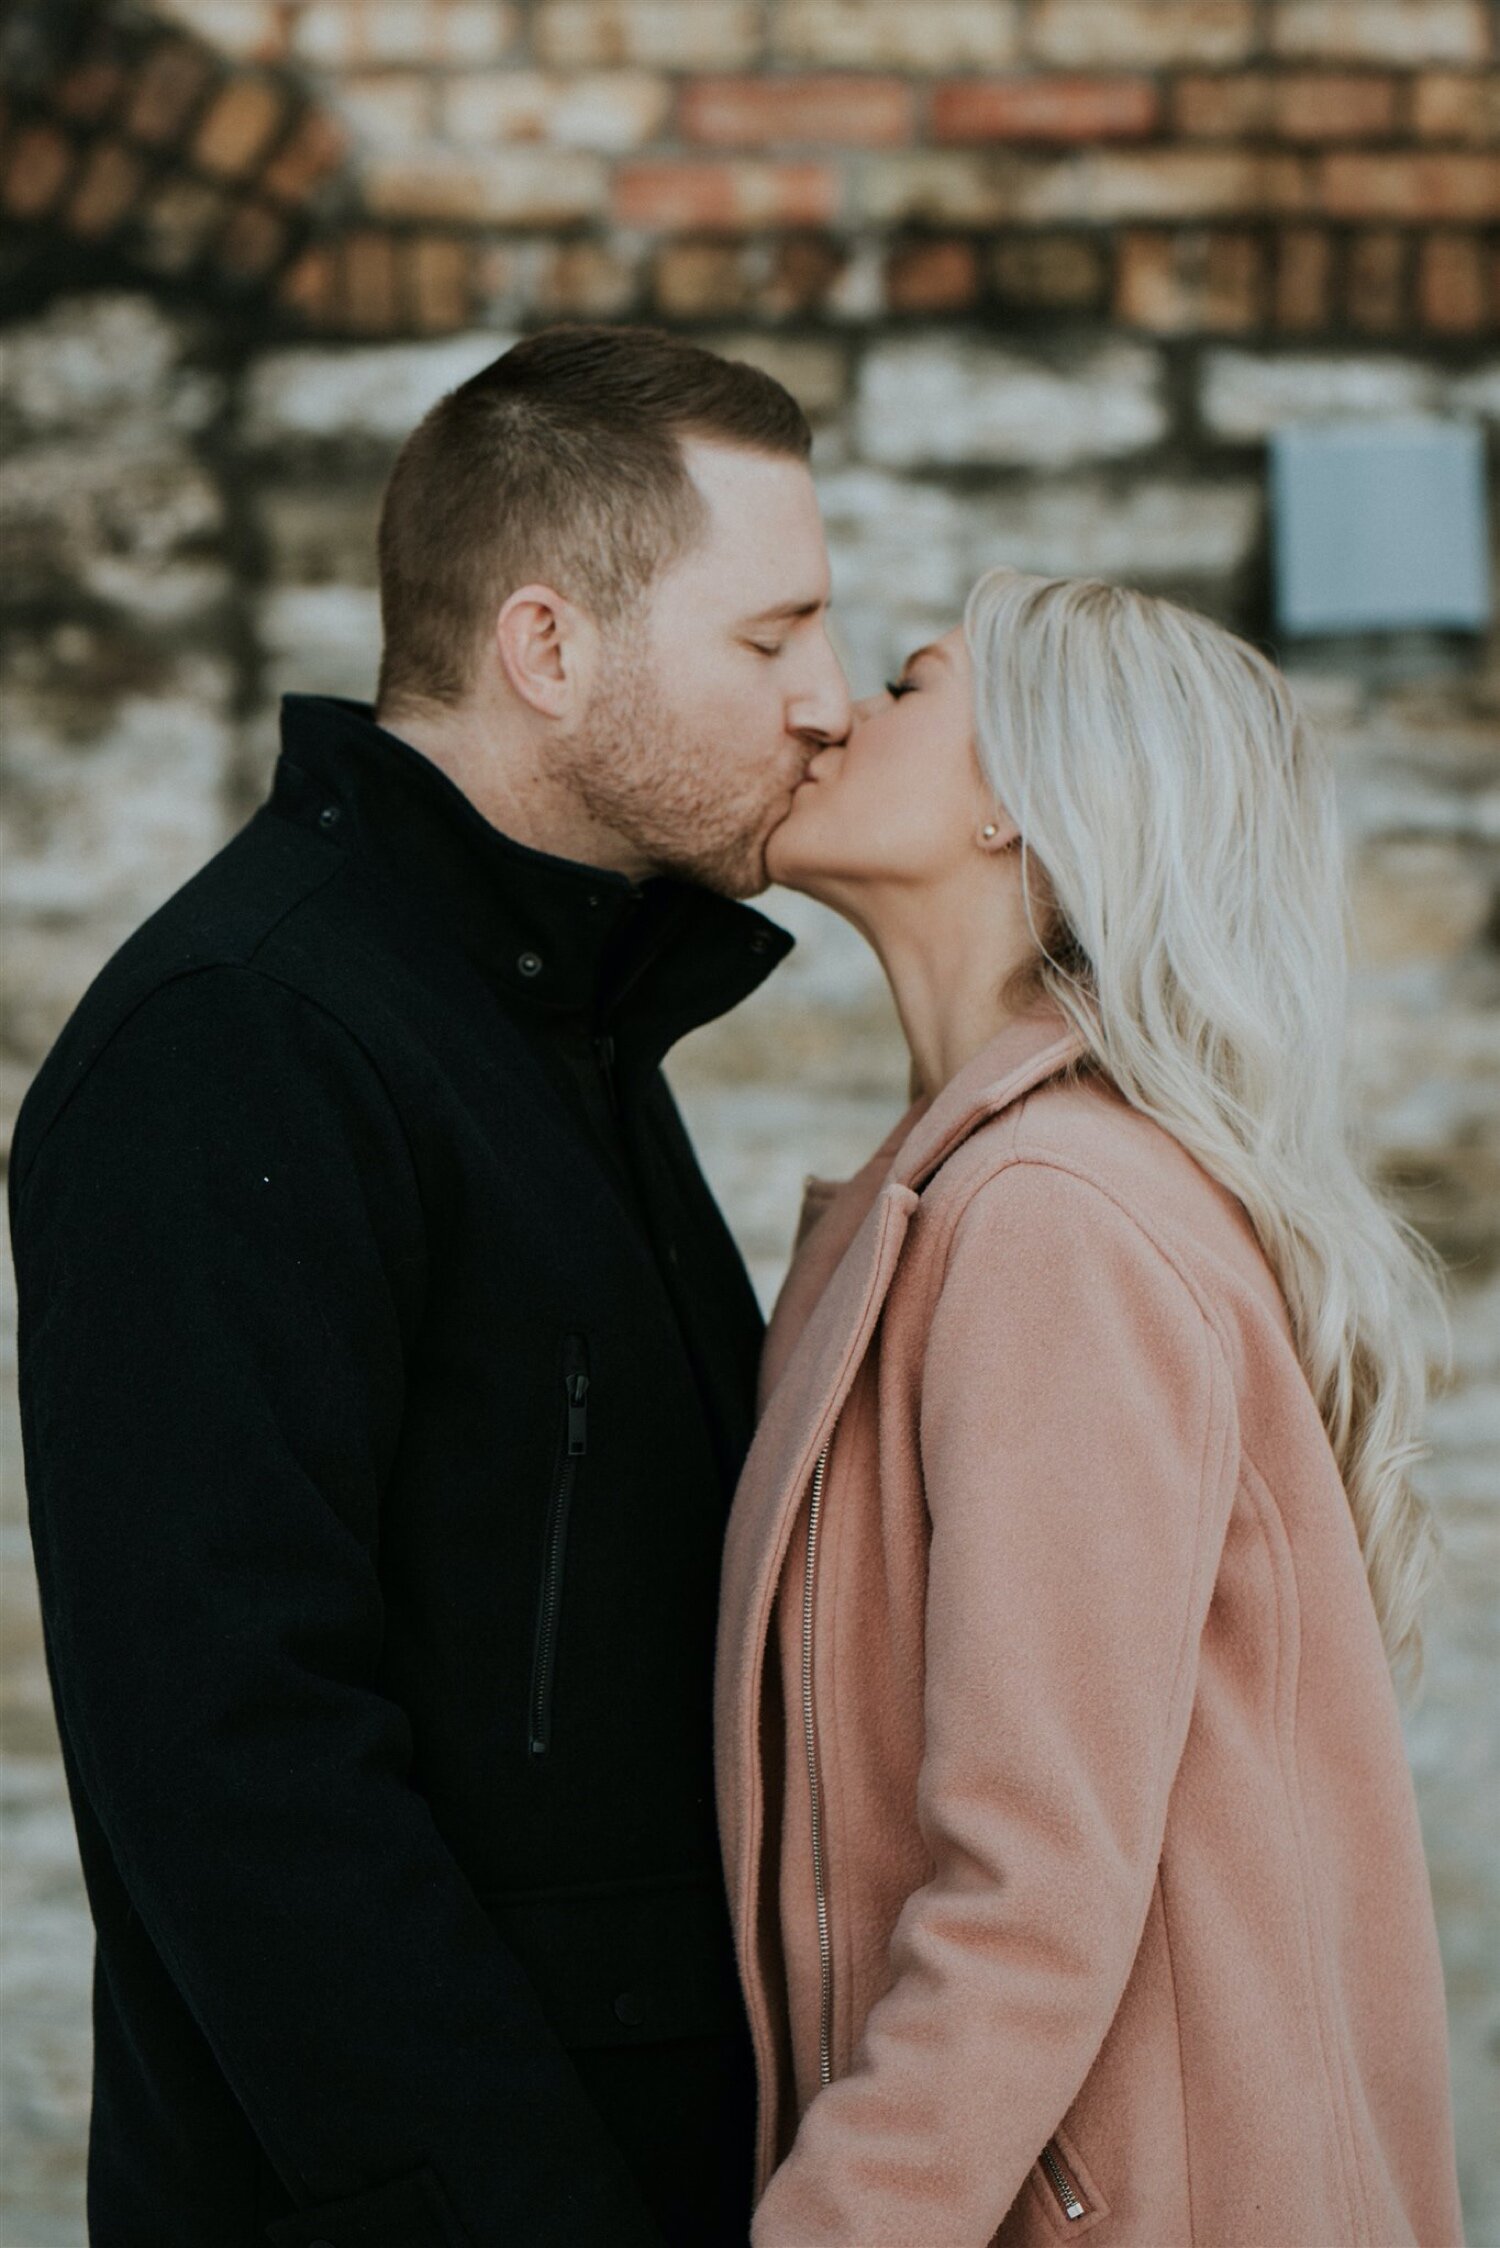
top-left (681, 434), bottom-right (818, 513)
top-left (674, 437), bottom-right (829, 608)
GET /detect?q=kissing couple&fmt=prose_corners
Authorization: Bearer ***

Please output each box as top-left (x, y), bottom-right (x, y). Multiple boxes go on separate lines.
top-left (12, 326), bottom-right (1462, 2247)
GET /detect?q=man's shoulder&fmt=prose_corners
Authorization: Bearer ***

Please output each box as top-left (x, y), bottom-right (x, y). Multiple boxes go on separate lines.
top-left (11, 805), bottom-right (358, 1194)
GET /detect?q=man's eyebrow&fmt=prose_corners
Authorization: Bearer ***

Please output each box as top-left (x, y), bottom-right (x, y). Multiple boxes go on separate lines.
top-left (743, 596), bottom-right (828, 624)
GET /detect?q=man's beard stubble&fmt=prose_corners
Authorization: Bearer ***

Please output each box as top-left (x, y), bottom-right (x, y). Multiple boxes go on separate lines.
top-left (563, 631), bottom-right (780, 901)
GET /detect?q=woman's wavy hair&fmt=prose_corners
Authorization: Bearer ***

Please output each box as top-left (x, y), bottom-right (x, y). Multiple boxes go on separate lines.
top-left (963, 566), bottom-right (1447, 1682)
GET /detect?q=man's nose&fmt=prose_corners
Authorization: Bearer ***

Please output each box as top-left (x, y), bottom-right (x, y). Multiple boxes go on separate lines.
top-left (790, 636), bottom-right (853, 748)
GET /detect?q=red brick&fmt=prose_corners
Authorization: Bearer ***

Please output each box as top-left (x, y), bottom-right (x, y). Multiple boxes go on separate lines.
top-left (260, 107), bottom-right (349, 203)
top-left (1275, 74), bottom-right (1400, 139)
top-left (340, 229), bottom-right (400, 331)
top-left (1272, 226), bottom-right (1334, 327)
top-left (1173, 75), bottom-right (1268, 138)
top-left (932, 75), bottom-right (1158, 143)
top-left (1418, 231), bottom-right (1489, 328)
top-left (192, 76), bottom-right (286, 178)
top-left (1319, 151), bottom-right (1500, 219)
top-left (885, 237), bottom-right (980, 311)
top-left (65, 140), bottom-right (147, 237)
top-left (125, 41), bottom-right (215, 145)
top-left (1270, 2), bottom-right (1487, 65)
top-left (3, 124), bottom-right (73, 219)
top-left (1174, 72), bottom-right (1399, 140)
top-left (652, 240), bottom-right (752, 315)
top-left (409, 235), bottom-right (474, 329)
top-left (536, 238), bottom-right (641, 315)
top-left (613, 158), bottom-right (838, 230)
top-left (54, 60), bottom-right (125, 125)
top-left (681, 75), bottom-right (911, 146)
top-left (1027, 0), bottom-right (1255, 67)
top-left (1345, 229), bottom-right (1409, 328)
top-left (991, 231), bottom-right (1107, 307)
top-left (218, 199), bottom-right (289, 278)
top-left (1116, 228), bottom-right (1264, 331)
top-left (1414, 73), bottom-right (1500, 143)
top-left (760, 235), bottom-right (848, 315)
top-left (278, 243), bottom-right (339, 323)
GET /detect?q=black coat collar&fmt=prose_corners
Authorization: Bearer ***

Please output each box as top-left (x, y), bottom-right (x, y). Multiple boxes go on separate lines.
top-left (272, 696), bottom-right (794, 1059)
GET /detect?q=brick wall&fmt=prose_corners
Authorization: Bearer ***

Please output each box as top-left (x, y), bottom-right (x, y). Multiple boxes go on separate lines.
top-left (1, 0), bottom-right (1496, 334)
top-left (0, 2), bottom-right (1497, 2239)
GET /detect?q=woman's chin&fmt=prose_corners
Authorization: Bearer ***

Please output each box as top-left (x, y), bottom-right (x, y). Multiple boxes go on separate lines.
top-left (764, 798), bottom-right (828, 893)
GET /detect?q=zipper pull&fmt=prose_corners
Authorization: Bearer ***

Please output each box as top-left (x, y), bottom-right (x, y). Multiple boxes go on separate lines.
top-left (566, 1372), bottom-right (590, 1456)
top-left (1039, 2139), bottom-right (1087, 2221)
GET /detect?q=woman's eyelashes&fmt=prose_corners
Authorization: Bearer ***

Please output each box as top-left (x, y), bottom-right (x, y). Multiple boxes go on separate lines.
top-left (885, 675), bottom-right (917, 699)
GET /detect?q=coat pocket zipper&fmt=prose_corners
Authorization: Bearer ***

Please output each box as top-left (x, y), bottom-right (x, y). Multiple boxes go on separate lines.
top-left (1038, 2137), bottom-right (1088, 2221)
top-left (802, 1438), bottom-right (834, 2089)
top-left (528, 1333), bottom-right (590, 1758)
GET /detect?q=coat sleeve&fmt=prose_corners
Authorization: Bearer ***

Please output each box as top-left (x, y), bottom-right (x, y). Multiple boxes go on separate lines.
top-left (752, 1157), bottom-right (1239, 2247)
top-left (10, 965), bottom-right (665, 2248)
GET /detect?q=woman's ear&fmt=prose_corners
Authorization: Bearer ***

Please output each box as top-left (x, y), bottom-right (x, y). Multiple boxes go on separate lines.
top-left (493, 584), bottom-right (595, 720)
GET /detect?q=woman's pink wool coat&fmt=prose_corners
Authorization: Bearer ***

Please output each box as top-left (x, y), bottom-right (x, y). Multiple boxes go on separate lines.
top-left (715, 1006), bottom-right (1462, 2247)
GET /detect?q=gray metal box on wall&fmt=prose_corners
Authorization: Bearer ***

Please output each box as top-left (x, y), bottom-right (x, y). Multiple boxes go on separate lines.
top-left (1269, 418), bottom-right (1491, 635)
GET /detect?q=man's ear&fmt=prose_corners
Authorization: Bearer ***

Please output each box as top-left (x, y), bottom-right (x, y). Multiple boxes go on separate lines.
top-left (494, 584), bottom-right (594, 720)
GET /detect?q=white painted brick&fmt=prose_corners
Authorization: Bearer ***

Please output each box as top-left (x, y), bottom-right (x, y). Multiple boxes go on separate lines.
top-left (257, 585), bottom-right (383, 701)
top-left (0, 295), bottom-right (218, 435)
top-left (1, 676), bottom-right (233, 921)
top-left (856, 339), bottom-right (1168, 468)
top-left (442, 70), bottom-right (670, 151)
top-left (979, 477), bottom-right (1263, 580)
top-left (241, 334), bottom-right (513, 444)
top-left (1446, 363), bottom-right (1500, 422)
top-left (1200, 350), bottom-right (1441, 439)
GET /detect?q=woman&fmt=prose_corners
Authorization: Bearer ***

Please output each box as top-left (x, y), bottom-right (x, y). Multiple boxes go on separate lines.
top-left (715, 570), bottom-right (1463, 2245)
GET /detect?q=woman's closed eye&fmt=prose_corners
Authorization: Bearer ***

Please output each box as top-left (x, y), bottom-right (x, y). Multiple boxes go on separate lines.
top-left (885, 676), bottom-right (917, 700)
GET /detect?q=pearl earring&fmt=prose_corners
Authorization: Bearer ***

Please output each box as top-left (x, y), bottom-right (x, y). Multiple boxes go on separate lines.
top-left (980, 823), bottom-right (999, 841)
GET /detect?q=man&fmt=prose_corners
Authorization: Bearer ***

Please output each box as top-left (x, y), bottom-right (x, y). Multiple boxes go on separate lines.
top-left (11, 326), bottom-right (851, 2246)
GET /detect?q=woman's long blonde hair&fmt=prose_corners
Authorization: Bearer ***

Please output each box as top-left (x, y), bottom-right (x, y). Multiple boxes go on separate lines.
top-left (964, 566), bottom-right (1446, 1681)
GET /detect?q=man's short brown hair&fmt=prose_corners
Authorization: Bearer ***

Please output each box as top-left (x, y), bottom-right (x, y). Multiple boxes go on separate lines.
top-left (375, 324), bottom-right (813, 714)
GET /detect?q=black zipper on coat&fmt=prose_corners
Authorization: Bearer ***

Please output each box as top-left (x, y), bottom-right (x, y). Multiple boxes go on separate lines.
top-left (593, 1032), bottom-right (621, 1123)
top-left (527, 1333), bottom-right (590, 1757)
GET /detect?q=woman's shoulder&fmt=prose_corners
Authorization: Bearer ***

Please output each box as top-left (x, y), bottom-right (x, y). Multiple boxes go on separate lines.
top-left (931, 1065), bottom-right (1278, 1314)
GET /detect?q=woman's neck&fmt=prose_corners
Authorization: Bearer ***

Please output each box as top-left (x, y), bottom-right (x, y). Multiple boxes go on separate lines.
top-left (843, 878), bottom-right (1041, 1104)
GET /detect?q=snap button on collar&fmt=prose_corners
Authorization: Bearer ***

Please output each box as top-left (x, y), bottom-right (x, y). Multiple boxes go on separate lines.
top-left (317, 803), bottom-right (341, 829)
top-left (517, 950), bottom-right (544, 979)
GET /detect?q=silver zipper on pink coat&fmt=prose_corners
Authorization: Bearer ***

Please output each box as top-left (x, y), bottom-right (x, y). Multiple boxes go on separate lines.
top-left (1039, 2138), bottom-right (1087, 2220)
top-left (801, 1438), bottom-right (835, 2090)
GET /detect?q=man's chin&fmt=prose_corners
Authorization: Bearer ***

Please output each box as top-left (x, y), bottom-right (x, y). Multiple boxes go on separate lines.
top-left (650, 831), bottom-right (770, 902)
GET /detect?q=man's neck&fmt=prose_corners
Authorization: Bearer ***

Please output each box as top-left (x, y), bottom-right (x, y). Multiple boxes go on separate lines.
top-left (375, 700), bottom-right (650, 880)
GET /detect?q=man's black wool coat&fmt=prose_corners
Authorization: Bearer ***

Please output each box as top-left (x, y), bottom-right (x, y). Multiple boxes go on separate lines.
top-left (10, 697), bottom-right (796, 2248)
